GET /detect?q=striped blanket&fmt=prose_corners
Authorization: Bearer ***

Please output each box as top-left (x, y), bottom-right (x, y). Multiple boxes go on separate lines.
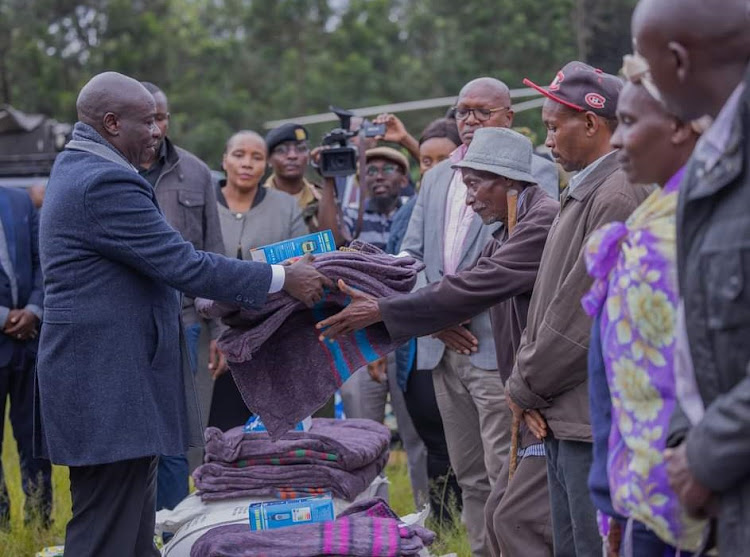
top-left (190, 498), bottom-right (435, 557)
top-left (197, 242), bottom-right (424, 439)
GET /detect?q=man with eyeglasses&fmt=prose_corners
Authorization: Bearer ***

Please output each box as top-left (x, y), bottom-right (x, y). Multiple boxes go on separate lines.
top-left (397, 77), bottom-right (559, 556)
top-left (264, 123), bottom-right (323, 232)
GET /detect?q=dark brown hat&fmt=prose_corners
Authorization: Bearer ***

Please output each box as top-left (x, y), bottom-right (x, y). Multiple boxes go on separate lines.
top-left (524, 61), bottom-right (623, 119)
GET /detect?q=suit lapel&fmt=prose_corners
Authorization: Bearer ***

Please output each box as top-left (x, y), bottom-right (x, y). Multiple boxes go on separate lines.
top-left (433, 164), bottom-right (453, 273)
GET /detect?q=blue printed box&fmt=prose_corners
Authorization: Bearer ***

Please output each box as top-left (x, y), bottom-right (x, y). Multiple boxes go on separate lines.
top-left (249, 230), bottom-right (336, 264)
top-left (248, 495), bottom-right (335, 531)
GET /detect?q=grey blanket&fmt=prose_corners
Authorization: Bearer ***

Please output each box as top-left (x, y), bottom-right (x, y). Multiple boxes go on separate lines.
top-left (196, 242), bottom-right (424, 439)
top-left (190, 498), bottom-right (435, 557)
top-left (193, 447), bottom-right (388, 502)
top-left (203, 418), bottom-right (391, 471)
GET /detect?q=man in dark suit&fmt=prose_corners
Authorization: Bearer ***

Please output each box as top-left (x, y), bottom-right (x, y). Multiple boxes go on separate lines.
top-left (0, 186), bottom-right (51, 528)
top-left (36, 71), bottom-right (330, 556)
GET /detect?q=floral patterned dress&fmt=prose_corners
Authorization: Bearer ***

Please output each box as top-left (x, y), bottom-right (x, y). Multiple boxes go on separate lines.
top-left (581, 168), bottom-right (705, 551)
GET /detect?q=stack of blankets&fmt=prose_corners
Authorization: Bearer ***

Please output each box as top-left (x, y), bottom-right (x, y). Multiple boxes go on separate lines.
top-left (193, 418), bottom-right (391, 502)
top-left (190, 497), bottom-right (436, 557)
top-left (196, 242), bottom-right (424, 439)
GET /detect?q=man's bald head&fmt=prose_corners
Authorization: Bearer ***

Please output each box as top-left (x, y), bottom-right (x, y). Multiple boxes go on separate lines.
top-left (633, 0), bottom-right (750, 119)
top-left (76, 72), bottom-right (160, 166)
top-left (454, 77), bottom-right (514, 146)
top-left (458, 77), bottom-right (511, 106)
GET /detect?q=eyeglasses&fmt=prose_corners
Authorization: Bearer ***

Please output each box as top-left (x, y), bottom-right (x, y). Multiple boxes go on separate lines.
top-left (273, 142), bottom-right (309, 156)
top-left (453, 106), bottom-right (510, 122)
top-left (365, 163), bottom-right (400, 177)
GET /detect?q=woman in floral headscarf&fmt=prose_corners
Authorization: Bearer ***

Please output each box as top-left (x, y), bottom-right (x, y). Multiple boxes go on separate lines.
top-left (582, 55), bottom-right (707, 556)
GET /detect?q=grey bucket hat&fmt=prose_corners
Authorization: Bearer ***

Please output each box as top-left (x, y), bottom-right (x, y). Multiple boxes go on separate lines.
top-left (452, 127), bottom-right (535, 184)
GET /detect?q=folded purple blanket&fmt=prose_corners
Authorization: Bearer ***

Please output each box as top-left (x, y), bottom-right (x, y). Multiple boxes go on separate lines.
top-left (196, 242), bottom-right (424, 439)
top-left (193, 448), bottom-right (389, 502)
top-left (190, 498), bottom-right (435, 557)
top-left (203, 419), bottom-right (391, 472)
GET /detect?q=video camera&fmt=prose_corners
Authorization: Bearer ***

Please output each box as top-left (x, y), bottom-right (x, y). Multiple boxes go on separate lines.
top-left (318, 106), bottom-right (385, 178)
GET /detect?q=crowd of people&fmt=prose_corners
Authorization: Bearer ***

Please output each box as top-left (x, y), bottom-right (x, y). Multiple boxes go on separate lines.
top-left (0, 0), bottom-right (748, 555)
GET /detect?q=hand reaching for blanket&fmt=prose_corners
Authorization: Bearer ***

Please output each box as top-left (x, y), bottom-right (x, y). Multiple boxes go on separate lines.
top-left (283, 254), bottom-right (335, 307)
top-left (316, 279), bottom-right (382, 340)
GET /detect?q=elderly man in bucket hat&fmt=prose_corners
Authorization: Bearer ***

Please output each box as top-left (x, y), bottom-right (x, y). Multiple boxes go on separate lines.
top-left (315, 127), bottom-right (560, 556)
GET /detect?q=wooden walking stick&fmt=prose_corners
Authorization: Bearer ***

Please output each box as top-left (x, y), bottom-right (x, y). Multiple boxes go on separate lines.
top-left (506, 189), bottom-right (521, 481)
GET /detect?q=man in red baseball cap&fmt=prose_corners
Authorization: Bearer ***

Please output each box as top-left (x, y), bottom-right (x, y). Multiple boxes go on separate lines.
top-left (503, 62), bottom-right (653, 556)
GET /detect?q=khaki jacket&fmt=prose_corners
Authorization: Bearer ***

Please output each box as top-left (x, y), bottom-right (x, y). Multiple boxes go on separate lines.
top-left (508, 151), bottom-right (653, 442)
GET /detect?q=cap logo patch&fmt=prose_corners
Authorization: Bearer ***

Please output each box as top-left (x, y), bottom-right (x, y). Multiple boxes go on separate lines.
top-left (549, 71), bottom-right (565, 91)
top-left (585, 93), bottom-right (606, 110)
top-left (295, 128), bottom-right (307, 141)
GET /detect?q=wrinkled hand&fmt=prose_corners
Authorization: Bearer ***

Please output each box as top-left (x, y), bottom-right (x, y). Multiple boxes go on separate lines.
top-left (432, 324), bottom-right (477, 355)
top-left (4, 309), bottom-right (39, 341)
top-left (665, 443), bottom-right (717, 519)
top-left (283, 254), bottom-right (334, 308)
top-left (523, 409), bottom-right (548, 440)
top-left (367, 357), bottom-right (388, 383)
top-left (373, 113), bottom-right (408, 144)
top-left (208, 340), bottom-right (228, 379)
top-left (316, 279), bottom-right (382, 340)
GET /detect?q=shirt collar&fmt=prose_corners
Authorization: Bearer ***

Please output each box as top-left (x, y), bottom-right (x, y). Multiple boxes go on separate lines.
top-left (569, 150), bottom-right (616, 193)
top-left (450, 143), bottom-right (469, 164)
top-left (216, 179), bottom-right (266, 210)
top-left (697, 81), bottom-right (746, 172)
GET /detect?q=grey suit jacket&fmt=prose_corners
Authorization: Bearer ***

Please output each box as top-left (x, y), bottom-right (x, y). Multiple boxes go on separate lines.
top-left (401, 155), bottom-right (558, 371)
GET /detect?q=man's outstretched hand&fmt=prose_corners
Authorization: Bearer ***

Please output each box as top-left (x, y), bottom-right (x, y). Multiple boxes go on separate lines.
top-left (316, 279), bottom-right (382, 340)
top-left (282, 254), bottom-right (334, 307)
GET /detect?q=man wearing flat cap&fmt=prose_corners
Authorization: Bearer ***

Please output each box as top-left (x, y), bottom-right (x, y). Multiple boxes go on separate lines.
top-left (264, 123), bottom-right (322, 231)
top-left (317, 127), bottom-right (560, 557)
top-left (500, 62), bottom-right (653, 555)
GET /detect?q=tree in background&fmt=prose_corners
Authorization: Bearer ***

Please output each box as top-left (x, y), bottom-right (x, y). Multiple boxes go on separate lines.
top-left (1, 0), bottom-right (636, 166)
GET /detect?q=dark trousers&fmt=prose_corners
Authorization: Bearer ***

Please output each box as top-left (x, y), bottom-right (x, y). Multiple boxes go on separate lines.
top-left (403, 367), bottom-right (462, 524)
top-left (0, 346), bottom-right (52, 526)
top-left (544, 433), bottom-right (600, 557)
top-left (65, 456), bottom-right (160, 557)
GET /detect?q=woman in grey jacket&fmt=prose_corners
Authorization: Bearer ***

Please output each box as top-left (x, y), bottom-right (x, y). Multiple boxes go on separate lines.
top-left (208, 130), bottom-right (307, 431)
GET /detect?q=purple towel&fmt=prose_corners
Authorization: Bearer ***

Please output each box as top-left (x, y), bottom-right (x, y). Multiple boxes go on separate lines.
top-left (190, 498), bottom-right (435, 557)
top-left (203, 419), bottom-right (391, 471)
top-left (196, 242), bottom-right (424, 439)
top-left (193, 449), bottom-right (389, 502)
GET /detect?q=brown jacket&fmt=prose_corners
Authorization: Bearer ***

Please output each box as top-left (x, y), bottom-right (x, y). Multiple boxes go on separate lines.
top-left (507, 151), bottom-right (653, 442)
top-left (380, 185), bottom-right (559, 380)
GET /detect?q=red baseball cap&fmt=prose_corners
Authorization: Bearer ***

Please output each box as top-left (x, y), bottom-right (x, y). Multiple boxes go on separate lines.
top-left (524, 61), bottom-right (622, 119)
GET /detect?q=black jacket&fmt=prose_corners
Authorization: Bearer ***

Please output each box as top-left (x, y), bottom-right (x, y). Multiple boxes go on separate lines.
top-left (676, 64), bottom-right (750, 556)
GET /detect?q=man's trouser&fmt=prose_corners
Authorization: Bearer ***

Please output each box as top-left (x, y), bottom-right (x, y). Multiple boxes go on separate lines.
top-left (432, 349), bottom-right (512, 557)
top-left (544, 433), bottom-right (600, 557)
top-left (64, 456), bottom-right (160, 557)
top-left (485, 427), bottom-right (552, 557)
top-left (0, 346), bottom-right (52, 526)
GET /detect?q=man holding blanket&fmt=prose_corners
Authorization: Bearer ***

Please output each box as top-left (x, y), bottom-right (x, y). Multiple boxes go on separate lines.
top-left (317, 127), bottom-right (559, 556)
top-left (36, 72), bottom-right (331, 556)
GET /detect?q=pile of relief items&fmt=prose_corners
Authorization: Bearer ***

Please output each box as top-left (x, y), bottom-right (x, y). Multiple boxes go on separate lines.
top-left (192, 418), bottom-right (391, 503)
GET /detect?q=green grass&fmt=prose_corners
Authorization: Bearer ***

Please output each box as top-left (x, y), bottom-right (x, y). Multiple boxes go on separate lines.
top-left (0, 418), bottom-right (469, 556)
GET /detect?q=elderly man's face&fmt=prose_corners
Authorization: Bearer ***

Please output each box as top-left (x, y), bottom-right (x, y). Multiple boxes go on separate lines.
top-left (463, 168), bottom-right (516, 225)
top-left (455, 87), bottom-right (513, 147)
top-left (112, 93), bottom-right (161, 167)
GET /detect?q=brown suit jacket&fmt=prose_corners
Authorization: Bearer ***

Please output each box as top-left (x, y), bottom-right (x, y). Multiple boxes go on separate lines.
top-left (507, 151), bottom-right (654, 442)
top-left (380, 185), bottom-right (559, 379)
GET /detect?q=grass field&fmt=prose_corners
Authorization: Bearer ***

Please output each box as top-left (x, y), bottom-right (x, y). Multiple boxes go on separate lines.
top-left (1, 418), bottom-right (469, 556)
